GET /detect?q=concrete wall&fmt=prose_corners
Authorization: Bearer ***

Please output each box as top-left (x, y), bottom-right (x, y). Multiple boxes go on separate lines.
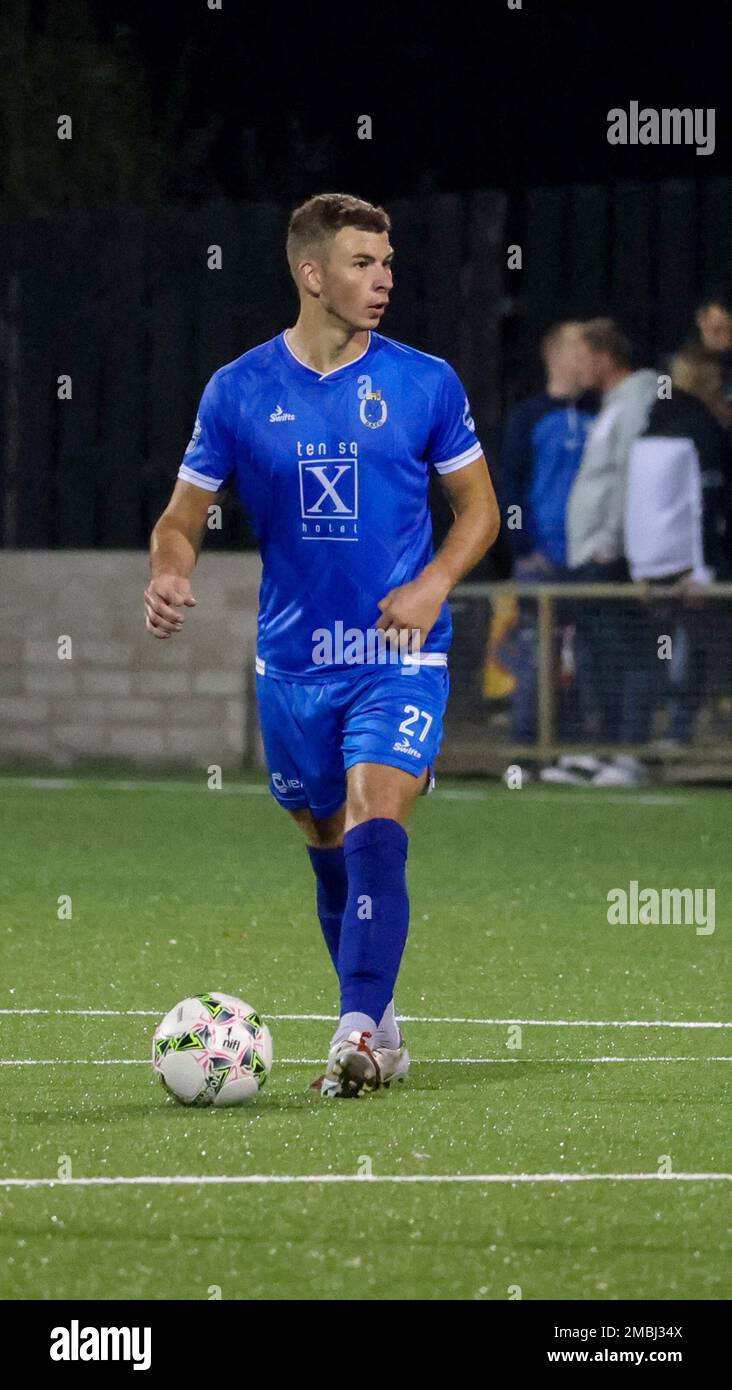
top-left (0, 552), bottom-right (263, 770)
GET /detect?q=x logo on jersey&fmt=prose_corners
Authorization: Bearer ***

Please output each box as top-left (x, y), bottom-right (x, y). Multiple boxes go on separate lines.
top-left (303, 464), bottom-right (351, 513)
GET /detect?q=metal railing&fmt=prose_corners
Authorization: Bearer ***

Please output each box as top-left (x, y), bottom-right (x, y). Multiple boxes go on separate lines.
top-left (446, 581), bottom-right (732, 774)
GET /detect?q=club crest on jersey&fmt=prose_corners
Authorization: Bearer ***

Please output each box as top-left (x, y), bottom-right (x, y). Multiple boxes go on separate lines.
top-left (357, 373), bottom-right (387, 429)
top-left (359, 390), bottom-right (387, 429)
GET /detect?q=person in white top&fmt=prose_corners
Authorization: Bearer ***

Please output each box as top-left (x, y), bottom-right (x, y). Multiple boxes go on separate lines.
top-left (565, 320), bottom-right (656, 757)
top-left (620, 345), bottom-right (731, 752)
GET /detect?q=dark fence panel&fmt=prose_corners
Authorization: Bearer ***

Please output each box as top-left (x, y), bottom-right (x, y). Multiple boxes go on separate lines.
top-left (567, 184), bottom-right (611, 317)
top-left (15, 221), bottom-right (59, 545)
top-left (522, 185), bottom-right (569, 342)
top-left (656, 181), bottom-right (699, 358)
top-left (54, 214), bottom-right (104, 547)
top-left (97, 210), bottom-right (149, 548)
top-left (1, 178), bottom-right (730, 549)
top-left (701, 178), bottom-right (732, 290)
top-left (611, 182), bottom-right (655, 362)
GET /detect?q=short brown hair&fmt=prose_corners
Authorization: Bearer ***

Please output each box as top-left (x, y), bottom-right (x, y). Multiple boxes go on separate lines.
top-left (581, 317), bottom-right (633, 366)
top-left (540, 320), bottom-right (582, 361)
top-left (286, 192), bottom-right (391, 277)
top-left (670, 343), bottom-right (722, 402)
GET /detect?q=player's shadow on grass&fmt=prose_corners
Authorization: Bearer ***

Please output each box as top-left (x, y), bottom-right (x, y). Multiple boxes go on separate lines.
top-left (12, 1100), bottom-right (163, 1125)
top-left (13, 1088), bottom-right (347, 1127)
top-left (404, 1062), bottom-right (515, 1090)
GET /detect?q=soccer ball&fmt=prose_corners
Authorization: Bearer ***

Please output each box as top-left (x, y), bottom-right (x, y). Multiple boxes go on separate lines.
top-left (152, 992), bottom-right (273, 1106)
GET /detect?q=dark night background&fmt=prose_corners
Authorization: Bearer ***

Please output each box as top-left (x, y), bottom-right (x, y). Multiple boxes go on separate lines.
top-left (1, 0), bottom-right (730, 555)
top-left (5, 0), bottom-right (731, 206)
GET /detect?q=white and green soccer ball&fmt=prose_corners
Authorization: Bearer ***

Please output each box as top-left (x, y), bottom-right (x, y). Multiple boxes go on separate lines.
top-left (152, 992), bottom-right (273, 1107)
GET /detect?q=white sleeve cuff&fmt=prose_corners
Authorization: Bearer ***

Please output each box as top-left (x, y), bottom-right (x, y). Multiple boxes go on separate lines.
top-left (177, 464), bottom-right (224, 493)
top-left (431, 440), bottom-right (483, 474)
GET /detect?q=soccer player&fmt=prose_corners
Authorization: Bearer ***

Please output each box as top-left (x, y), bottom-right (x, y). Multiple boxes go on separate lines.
top-left (146, 193), bottom-right (499, 1097)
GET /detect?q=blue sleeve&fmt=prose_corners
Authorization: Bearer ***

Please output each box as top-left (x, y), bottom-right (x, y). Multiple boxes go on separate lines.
top-left (425, 362), bottom-right (484, 474)
top-left (498, 401), bottom-right (535, 558)
top-left (177, 370), bottom-right (237, 492)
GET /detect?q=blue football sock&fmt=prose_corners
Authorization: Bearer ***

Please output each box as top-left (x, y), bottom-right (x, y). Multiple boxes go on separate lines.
top-left (306, 845), bottom-right (348, 972)
top-left (339, 818), bottom-right (409, 1024)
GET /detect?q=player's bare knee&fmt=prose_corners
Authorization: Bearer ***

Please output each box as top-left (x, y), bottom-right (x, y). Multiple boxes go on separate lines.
top-left (346, 787), bottom-right (421, 829)
top-left (309, 824), bottom-right (344, 849)
top-left (288, 804), bottom-right (343, 848)
top-left (347, 763), bottom-right (427, 829)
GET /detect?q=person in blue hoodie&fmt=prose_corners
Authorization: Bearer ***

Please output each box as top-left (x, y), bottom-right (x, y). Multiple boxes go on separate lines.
top-left (498, 322), bottom-right (596, 741)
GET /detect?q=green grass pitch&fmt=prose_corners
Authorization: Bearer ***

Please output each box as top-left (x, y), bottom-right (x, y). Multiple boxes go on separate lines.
top-left (0, 775), bottom-right (729, 1301)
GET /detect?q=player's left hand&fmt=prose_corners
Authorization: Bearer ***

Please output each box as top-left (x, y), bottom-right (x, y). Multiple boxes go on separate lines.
top-left (376, 574), bottom-right (447, 653)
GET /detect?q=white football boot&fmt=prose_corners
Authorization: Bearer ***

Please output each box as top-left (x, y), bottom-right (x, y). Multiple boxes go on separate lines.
top-left (312, 1030), bottom-right (410, 1097)
top-left (316, 1030), bottom-right (381, 1098)
top-left (372, 1035), bottom-right (410, 1089)
top-left (592, 754), bottom-right (649, 787)
top-left (540, 754), bottom-right (609, 785)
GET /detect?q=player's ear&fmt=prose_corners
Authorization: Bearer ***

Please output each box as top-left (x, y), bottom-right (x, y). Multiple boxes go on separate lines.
top-left (299, 258), bottom-right (322, 299)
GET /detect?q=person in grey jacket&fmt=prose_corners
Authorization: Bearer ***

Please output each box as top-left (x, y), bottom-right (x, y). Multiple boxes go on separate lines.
top-left (567, 320), bottom-right (658, 571)
top-left (566, 319), bottom-right (657, 758)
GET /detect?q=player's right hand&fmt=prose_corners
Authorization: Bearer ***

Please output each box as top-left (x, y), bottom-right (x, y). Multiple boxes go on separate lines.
top-left (144, 574), bottom-right (196, 638)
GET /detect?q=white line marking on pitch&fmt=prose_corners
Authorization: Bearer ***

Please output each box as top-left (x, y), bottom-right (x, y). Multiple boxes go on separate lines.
top-left (2, 1056), bottom-right (730, 1066)
top-left (0, 776), bottom-right (690, 806)
top-left (1, 1172), bottom-right (729, 1189)
top-left (1, 1010), bottom-right (729, 1028)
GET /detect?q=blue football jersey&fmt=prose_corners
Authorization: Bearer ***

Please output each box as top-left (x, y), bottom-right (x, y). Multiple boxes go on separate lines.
top-left (178, 330), bottom-right (483, 680)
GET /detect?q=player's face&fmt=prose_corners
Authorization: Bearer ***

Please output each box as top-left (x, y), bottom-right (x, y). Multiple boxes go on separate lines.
top-left (318, 228), bottom-right (394, 330)
top-left (697, 304), bottom-right (732, 354)
top-left (547, 326), bottom-right (584, 394)
top-left (575, 341), bottom-right (603, 391)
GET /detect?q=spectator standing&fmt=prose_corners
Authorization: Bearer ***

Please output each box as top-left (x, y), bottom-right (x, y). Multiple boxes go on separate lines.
top-left (621, 345), bottom-right (732, 752)
top-left (499, 322), bottom-right (595, 742)
top-left (564, 319), bottom-right (657, 763)
top-left (692, 287), bottom-right (732, 415)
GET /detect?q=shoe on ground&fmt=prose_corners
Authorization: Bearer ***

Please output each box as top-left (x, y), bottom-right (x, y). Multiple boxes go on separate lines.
top-left (540, 754), bottom-right (610, 785)
top-left (372, 1035), bottom-right (410, 1089)
top-left (314, 1030), bottom-right (382, 1099)
top-left (591, 754), bottom-right (649, 787)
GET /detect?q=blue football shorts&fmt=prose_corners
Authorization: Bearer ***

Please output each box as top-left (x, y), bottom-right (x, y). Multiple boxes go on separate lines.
top-left (256, 663), bottom-right (450, 820)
